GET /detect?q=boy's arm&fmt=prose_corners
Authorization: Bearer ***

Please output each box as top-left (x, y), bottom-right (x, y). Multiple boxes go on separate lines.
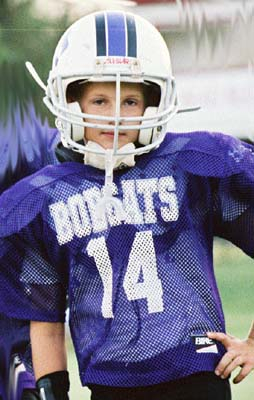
top-left (207, 322), bottom-right (254, 384)
top-left (30, 321), bottom-right (67, 379)
top-left (30, 321), bottom-right (70, 399)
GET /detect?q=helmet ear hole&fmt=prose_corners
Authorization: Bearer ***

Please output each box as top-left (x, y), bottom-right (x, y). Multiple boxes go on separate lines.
top-left (67, 102), bottom-right (85, 142)
top-left (138, 107), bottom-right (158, 145)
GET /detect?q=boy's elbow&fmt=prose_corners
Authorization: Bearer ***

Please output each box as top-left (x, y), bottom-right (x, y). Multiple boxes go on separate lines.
top-left (30, 320), bottom-right (65, 337)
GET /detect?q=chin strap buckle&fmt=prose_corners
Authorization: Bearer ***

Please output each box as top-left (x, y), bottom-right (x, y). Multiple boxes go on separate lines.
top-left (96, 150), bottom-right (126, 221)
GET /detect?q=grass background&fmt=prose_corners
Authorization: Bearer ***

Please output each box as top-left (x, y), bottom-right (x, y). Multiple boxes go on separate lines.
top-left (67, 239), bottom-right (254, 399)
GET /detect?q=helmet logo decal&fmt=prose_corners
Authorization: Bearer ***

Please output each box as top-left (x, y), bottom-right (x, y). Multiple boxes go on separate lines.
top-left (95, 12), bottom-right (137, 58)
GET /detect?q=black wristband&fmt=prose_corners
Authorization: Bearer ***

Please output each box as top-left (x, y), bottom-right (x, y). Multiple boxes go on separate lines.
top-left (36, 371), bottom-right (70, 400)
top-left (21, 389), bottom-right (41, 400)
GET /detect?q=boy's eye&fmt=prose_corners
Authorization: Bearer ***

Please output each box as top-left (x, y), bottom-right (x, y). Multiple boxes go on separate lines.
top-left (124, 99), bottom-right (137, 106)
top-left (93, 99), bottom-right (105, 105)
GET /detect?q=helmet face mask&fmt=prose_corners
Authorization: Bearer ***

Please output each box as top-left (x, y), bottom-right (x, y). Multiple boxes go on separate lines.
top-left (44, 10), bottom-right (178, 158)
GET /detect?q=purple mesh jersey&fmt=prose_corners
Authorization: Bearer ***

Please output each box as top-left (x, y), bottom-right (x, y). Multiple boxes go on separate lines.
top-left (0, 131), bottom-right (254, 387)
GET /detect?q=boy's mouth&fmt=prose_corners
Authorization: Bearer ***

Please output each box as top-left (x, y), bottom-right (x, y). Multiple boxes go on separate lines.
top-left (101, 131), bottom-right (126, 136)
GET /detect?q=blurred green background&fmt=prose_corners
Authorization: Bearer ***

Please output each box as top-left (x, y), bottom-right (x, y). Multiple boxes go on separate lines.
top-left (67, 239), bottom-right (254, 399)
top-left (0, 0), bottom-right (68, 124)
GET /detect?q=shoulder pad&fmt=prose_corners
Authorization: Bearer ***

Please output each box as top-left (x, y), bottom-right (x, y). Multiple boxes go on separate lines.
top-left (0, 162), bottom-right (98, 237)
top-left (161, 131), bottom-right (254, 178)
top-left (0, 165), bottom-right (60, 237)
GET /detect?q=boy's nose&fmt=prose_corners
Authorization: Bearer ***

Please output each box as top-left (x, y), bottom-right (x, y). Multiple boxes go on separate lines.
top-left (107, 103), bottom-right (123, 123)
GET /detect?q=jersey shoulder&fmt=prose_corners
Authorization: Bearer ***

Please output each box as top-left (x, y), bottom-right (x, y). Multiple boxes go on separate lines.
top-left (159, 131), bottom-right (254, 178)
top-left (0, 162), bottom-right (85, 237)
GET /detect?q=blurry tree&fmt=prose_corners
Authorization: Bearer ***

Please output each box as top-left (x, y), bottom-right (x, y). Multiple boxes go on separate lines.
top-left (0, 0), bottom-right (69, 122)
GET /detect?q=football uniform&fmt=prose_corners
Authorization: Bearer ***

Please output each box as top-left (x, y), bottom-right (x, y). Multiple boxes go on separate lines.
top-left (0, 131), bottom-right (253, 388)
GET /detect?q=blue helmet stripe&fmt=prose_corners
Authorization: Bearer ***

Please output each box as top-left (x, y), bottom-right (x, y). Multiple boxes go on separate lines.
top-left (126, 14), bottom-right (137, 57)
top-left (107, 12), bottom-right (126, 56)
top-left (95, 13), bottom-right (106, 56)
top-left (95, 12), bottom-right (137, 58)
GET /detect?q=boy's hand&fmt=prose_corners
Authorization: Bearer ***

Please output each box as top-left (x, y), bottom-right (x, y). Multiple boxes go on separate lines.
top-left (207, 330), bottom-right (254, 384)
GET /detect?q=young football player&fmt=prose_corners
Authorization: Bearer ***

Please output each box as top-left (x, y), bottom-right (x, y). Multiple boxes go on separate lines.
top-left (1, 10), bottom-right (254, 400)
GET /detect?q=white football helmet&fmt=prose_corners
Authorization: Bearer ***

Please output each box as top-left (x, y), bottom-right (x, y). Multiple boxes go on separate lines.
top-left (27, 10), bottom-right (178, 160)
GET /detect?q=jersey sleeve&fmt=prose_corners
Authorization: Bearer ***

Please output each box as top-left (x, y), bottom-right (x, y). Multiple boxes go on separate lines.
top-left (211, 137), bottom-right (254, 256)
top-left (0, 180), bottom-right (69, 323)
top-left (172, 131), bottom-right (254, 256)
top-left (213, 170), bottom-right (254, 257)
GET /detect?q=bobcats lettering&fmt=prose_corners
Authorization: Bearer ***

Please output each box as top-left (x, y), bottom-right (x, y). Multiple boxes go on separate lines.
top-left (49, 176), bottom-right (179, 245)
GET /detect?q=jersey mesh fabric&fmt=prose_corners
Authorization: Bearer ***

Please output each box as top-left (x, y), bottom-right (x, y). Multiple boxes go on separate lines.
top-left (0, 131), bottom-right (254, 387)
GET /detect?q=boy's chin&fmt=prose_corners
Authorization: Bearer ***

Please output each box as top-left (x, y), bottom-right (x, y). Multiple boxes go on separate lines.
top-left (100, 140), bottom-right (131, 150)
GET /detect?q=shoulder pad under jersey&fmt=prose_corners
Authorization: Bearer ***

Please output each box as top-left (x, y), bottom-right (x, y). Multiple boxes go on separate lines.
top-left (161, 131), bottom-right (254, 178)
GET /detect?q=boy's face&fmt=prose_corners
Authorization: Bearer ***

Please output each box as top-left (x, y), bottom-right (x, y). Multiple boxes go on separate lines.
top-left (79, 81), bottom-right (145, 149)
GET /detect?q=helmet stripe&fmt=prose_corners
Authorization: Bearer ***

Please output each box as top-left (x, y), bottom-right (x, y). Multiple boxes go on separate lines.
top-left (95, 12), bottom-right (137, 58)
top-left (107, 12), bottom-right (126, 56)
top-left (95, 13), bottom-right (106, 56)
top-left (126, 14), bottom-right (137, 57)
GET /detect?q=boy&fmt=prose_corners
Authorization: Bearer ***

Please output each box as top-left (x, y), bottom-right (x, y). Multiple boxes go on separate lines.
top-left (1, 10), bottom-right (254, 400)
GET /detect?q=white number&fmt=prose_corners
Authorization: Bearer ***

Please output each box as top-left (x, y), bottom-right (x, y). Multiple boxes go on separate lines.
top-left (123, 231), bottom-right (164, 313)
top-left (87, 237), bottom-right (114, 318)
top-left (87, 230), bottom-right (164, 318)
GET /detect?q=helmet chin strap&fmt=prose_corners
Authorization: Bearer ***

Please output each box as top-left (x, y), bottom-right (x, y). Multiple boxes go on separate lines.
top-left (95, 148), bottom-right (128, 221)
top-left (84, 141), bottom-right (136, 170)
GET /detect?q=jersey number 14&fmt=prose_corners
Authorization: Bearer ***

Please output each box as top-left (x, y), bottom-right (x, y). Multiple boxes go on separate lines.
top-left (87, 230), bottom-right (164, 318)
